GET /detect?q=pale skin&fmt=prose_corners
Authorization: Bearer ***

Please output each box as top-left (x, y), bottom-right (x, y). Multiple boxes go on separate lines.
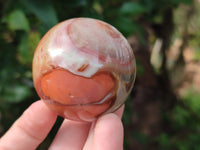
top-left (0, 100), bottom-right (124, 150)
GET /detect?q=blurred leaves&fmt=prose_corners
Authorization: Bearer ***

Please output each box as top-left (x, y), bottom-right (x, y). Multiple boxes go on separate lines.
top-left (170, 0), bottom-right (194, 5)
top-left (120, 2), bottom-right (146, 17)
top-left (182, 88), bottom-right (200, 116)
top-left (112, 17), bottom-right (137, 37)
top-left (21, 0), bottom-right (58, 29)
top-left (135, 58), bottom-right (144, 76)
top-left (123, 96), bottom-right (133, 125)
top-left (0, 84), bottom-right (31, 103)
top-left (156, 133), bottom-right (171, 150)
top-left (132, 131), bottom-right (149, 145)
top-left (172, 106), bottom-right (190, 128)
top-left (0, 0), bottom-right (200, 149)
top-left (18, 31), bottom-right (40, 65)
top-left (3, 9), bottom-right (30, 31)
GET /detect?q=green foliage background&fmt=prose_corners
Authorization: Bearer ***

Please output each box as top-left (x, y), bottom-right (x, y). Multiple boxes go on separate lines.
top-left (0, 0), bottom-right (200, 149)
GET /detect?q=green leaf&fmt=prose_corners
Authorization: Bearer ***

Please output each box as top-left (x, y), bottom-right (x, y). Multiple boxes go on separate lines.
top-left (22, 0), bottom-right (58, 29)
top-left (156, 133), bottom-right (171, 150)
top-left (182, 88), bottom-right (200, 116)
top-left (1, 84), bottom-right (31, 103)
top-left (112, 17), bottom-right (138, 37)
top-left (112, 16), bottom-right (145, 38)
top-left (18, 31), bottom-right (40, 65)
top-left (4, 9), bottom-right (30, 31)
top-left (64, 0), bottom-right (87, 7)
top-left (120, 2), bottom-right (146, 16)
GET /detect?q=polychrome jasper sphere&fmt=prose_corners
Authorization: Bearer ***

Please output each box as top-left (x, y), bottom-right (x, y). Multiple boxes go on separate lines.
top-left (32, 18), bottom-right (136, 122)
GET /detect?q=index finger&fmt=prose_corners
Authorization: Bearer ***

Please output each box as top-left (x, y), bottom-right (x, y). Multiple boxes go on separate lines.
top-left (0, 100), bottom-right (57, 150)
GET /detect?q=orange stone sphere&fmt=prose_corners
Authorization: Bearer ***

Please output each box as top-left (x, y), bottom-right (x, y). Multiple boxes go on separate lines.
top-left (32, 18), bottom-right (136, 122)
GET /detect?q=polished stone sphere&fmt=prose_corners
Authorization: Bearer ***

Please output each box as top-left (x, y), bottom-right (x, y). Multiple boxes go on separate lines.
top-left (32, 18), bottom-right (136, 122)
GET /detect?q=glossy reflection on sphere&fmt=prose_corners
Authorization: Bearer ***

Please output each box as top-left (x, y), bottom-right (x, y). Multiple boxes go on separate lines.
top-left (32, 18), bottom-right (136, 122)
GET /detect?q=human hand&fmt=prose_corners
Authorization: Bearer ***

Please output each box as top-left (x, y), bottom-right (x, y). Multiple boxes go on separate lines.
top-left (0, 100), bottom-right (124, 150)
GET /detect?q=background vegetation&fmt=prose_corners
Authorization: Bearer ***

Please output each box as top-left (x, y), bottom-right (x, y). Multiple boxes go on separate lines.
top-left (0, 0), bottom-right (200, 149)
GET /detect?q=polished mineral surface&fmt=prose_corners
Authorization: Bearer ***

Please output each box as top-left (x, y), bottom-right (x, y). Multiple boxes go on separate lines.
top-left (32, 18), bottom-right (136, 122)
